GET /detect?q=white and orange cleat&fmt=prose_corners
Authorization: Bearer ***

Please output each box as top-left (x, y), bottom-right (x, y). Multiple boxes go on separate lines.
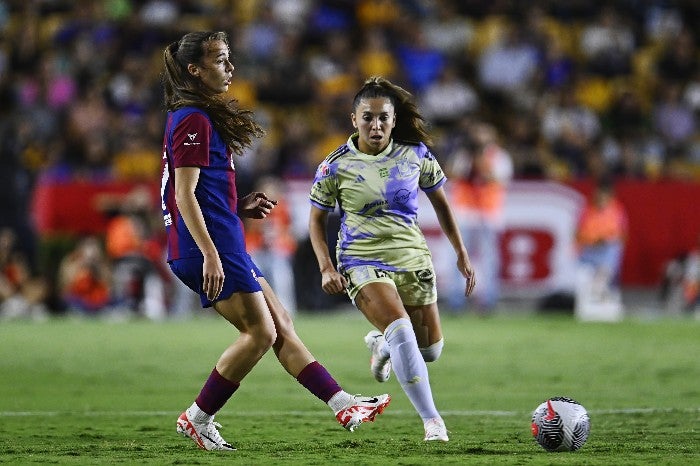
top-left (176, 410), bottom-right (236, 451)
top-left (335, 394), bottom-right (391, 432)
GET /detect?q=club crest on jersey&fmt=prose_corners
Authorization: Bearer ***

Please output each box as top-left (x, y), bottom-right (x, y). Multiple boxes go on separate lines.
top-left (396, 155), bottom-right (412, 178)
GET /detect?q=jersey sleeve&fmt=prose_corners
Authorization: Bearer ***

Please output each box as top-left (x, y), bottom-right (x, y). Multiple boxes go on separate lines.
top-left (171, 112), bottom-right (212, 168)
top-left (309, 160), bottom-right (338, 211)
top-left (418, 144), bottom-right (446, 192)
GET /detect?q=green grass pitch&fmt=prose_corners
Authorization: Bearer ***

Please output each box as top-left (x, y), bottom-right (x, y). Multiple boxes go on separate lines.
top-left (0, 311), bottom-right (698, 465)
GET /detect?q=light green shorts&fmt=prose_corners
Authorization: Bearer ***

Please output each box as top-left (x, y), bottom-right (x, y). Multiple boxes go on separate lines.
top-left (343, 265), bottom-right (437, 306)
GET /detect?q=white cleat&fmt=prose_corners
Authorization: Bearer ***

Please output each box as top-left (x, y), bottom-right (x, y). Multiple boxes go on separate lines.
top-left (364, 330), bottom-right (392, 382)
top-left (335, 394), bottom-right (391, 432)
top-left (176, 411), bottom-right (236, 451)
top-left (424, 417), bottom-right (449, 442)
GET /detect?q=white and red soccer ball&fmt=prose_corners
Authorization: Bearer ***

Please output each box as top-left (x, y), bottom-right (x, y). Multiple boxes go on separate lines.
top-left (531, 396), bottom-right (590, 452)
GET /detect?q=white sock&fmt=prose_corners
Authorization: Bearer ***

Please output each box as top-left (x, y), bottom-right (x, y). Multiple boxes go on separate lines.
top-left (187, 402), bottom-right (213, 423)
top-left (328, 390), bottom-right (354, 414)
top-left (384, 318), bottom-right (440, 421)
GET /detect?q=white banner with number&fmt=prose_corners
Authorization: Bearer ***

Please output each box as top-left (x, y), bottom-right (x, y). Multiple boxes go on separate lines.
top-left (286, 180), bottom-right (584, 300)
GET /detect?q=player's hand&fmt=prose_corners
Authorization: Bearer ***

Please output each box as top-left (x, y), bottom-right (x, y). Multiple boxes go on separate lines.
top-left (202, 253), bottom-right (225, 301)
top-left (320, 269), bottom-right (348, 295)
top-left (457, 250), bottom-right (476, 297)
top-left (239, 192), bottom-right (278, 219)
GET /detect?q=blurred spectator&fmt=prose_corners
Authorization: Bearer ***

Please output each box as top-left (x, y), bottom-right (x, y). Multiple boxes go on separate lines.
top-left (245, 176), bottom-right (298, 315)
top-left (541, 87), bottom-right (601, 178)
top-left (419, 64), bottom-right (479, 127)
top-left (355, 0), bottom-right (400, 29)
top-left (356, 27), bottom-right (399, 82)
top-left (656, 27), bottom-right (698, 85)
top-left (57, 235), bottom-right (111, 316)
top-left (256, 31), bottom-right (313, 105)
top-left (644, 3), bottom-right (683, 44)
top-left (660, 233), bottom-right (700, 315)
top-left (307, 30), bottom-right (357, 100)
top-left (273, 112), bottom-right (316, 178)
top-left (605, 88), bottom-right (650, 140)
top-left (604, 137), bottom-right (648, 180)
top-left (240, 3), bottom-right (283, 66)
top-left (112, 126), bottom-right (162, 181)
top-left (575, 179), bottom-right (628, 302)
top-left (502, 110), bottom-right (549, 178)
top-left (420, 0), bottom-right (474, 62)
top-left (652, 83), bottom-right (696, 150)
top-left (579, 6), bottom-right (635, 77)
top-left (540, 37), bottom-right (575, 90)
top-left (395, 24), bottom-right (446, 93)
top-left (102, 186), bottom-right (167, 320)
top-left (444, 121), bottom-right (513, 313)
top-left (0, 228), bottom-right (48, 321)
top-left (477, 23), bottom-right (539, 111)
top-left (269, 0), bottom-right (314, 33)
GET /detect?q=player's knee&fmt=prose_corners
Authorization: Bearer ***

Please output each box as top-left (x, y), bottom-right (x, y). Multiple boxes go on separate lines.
top-left (246, 321), bottom-right (277, 353)
top-left (419, 339), bottom-right (444, 362)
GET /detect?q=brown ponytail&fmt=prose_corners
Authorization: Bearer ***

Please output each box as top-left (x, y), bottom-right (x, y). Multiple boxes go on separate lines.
top-left (162, 31), bottom-right (264, 155)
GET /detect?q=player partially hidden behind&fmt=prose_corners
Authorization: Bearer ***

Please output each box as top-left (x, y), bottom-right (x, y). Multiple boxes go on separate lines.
top-left (308, 76), bottom-right (476, 441)
top-left (576, 179), bottom-right (628, 302)
top-left (160, 32), bottom-right (390, 452)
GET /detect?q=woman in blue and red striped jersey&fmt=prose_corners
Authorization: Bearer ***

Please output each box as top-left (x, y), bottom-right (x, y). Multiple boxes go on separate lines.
top-left (160, 31), bottom-right (390, 452)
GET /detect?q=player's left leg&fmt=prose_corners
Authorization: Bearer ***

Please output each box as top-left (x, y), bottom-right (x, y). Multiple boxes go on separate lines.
top-left (257, 277), bottom-right (391, 431)
top-left (356, 282), bottom-right (448, 441)
top-left (405, 302), bottom-right (444, 362)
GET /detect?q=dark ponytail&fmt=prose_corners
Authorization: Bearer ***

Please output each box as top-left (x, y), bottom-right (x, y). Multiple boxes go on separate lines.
top-left (352, 76), bottom-right (432, 146)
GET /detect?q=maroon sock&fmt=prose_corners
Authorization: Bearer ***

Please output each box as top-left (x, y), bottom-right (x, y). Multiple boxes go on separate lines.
top-left (195, 367), bottom-right (240, 415)
top-left (296, 361), bottom-right (342, 403)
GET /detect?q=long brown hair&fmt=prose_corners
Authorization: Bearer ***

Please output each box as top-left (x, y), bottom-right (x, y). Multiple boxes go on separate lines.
top-left (162, 31), bottom-right (264, 155)
top-left (351, 76), bottom-right (433, 146)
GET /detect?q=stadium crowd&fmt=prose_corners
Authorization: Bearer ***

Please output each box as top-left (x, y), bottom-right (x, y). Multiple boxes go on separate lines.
top-left (1, 0), bottom-right (700, 318)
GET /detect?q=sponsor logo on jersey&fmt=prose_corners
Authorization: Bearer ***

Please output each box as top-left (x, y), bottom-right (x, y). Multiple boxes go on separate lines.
top-left (393, 188), bottom-right (411, 204)
top-left (361, 199), bottom-right (388, 213)
top-left (183, 133), bottom-right (201, 146)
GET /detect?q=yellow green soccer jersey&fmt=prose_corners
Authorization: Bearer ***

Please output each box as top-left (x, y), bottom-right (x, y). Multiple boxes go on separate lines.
top-left (310, 135), bottom-right (446, 272)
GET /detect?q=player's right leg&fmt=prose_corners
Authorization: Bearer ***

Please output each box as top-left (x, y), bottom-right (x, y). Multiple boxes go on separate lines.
top-left (177, 290), bottom-right (277, 451)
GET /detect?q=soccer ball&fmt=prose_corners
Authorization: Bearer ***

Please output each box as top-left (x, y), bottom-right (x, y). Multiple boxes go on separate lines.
top-left (531, 396), bottom-right (590, 452)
